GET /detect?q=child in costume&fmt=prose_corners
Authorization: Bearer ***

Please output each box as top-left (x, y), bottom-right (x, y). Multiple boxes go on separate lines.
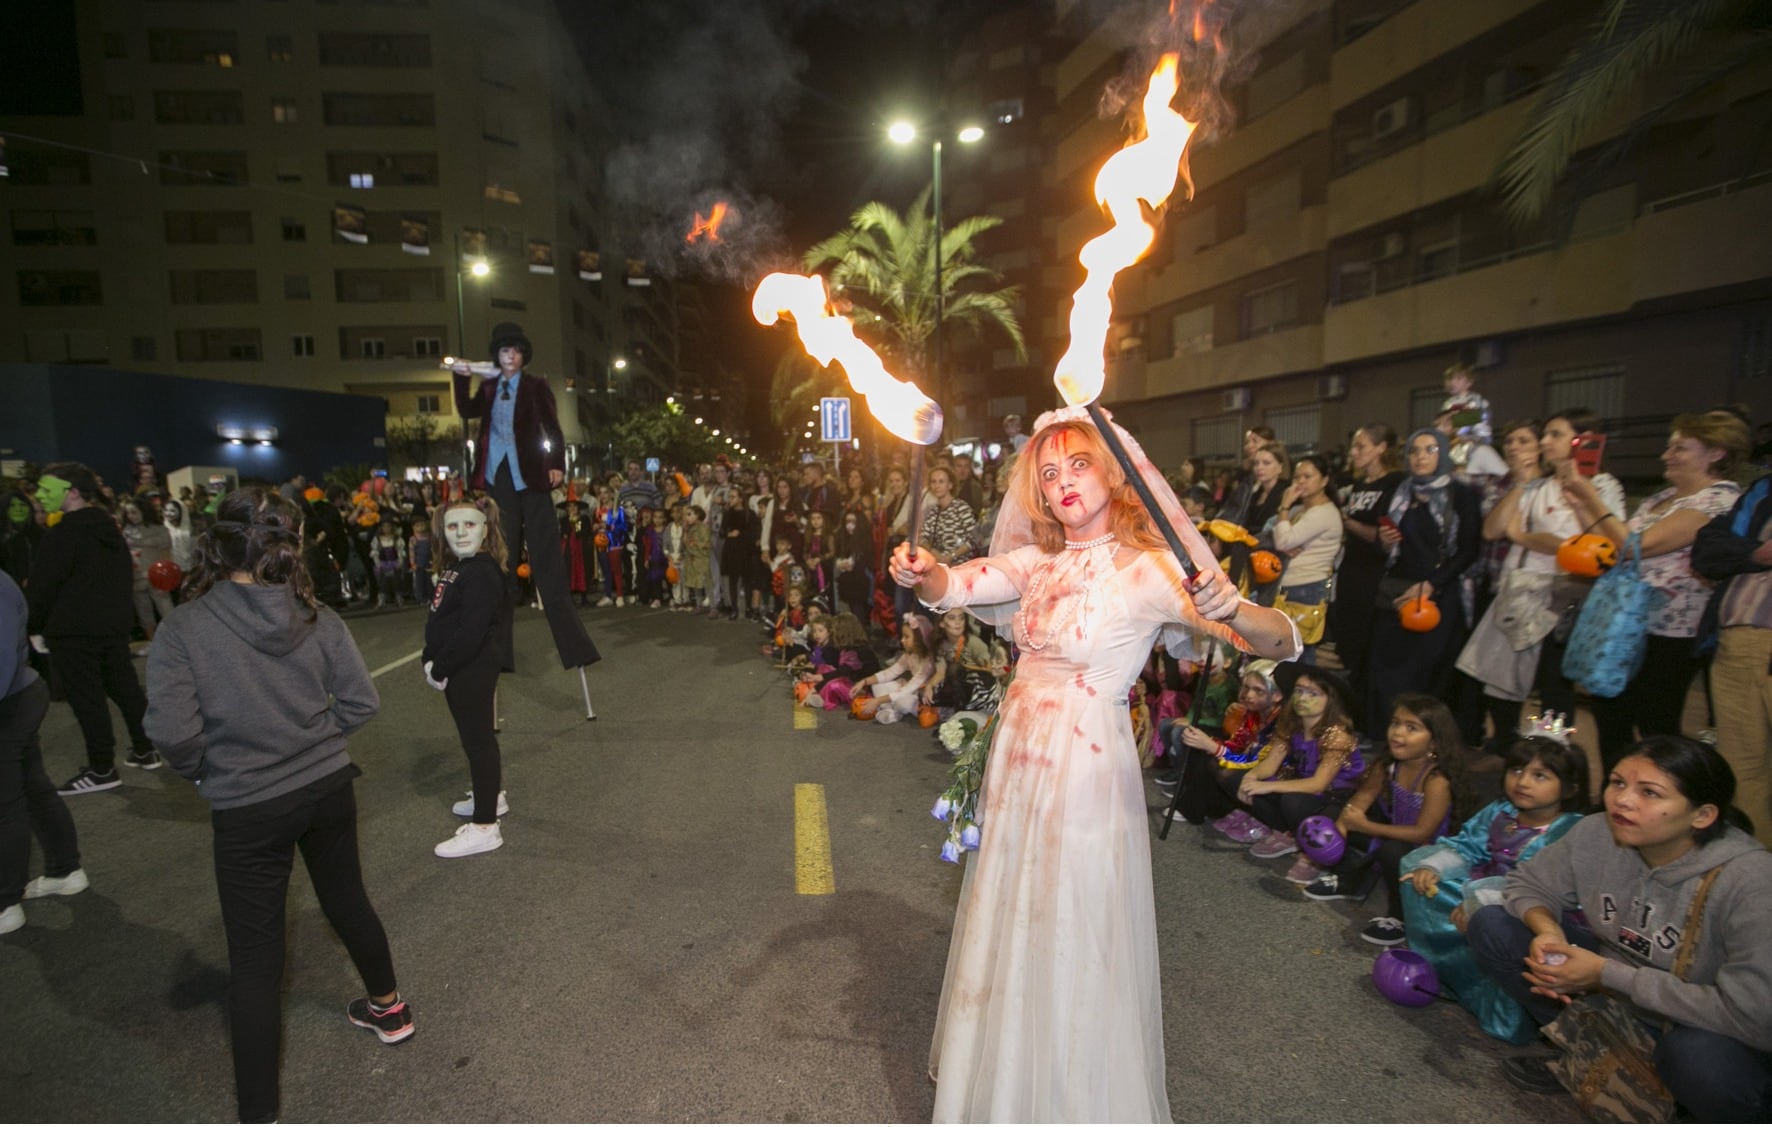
top-left (855, 612), bottom-right (937, 725)
top-left (1236, 664), bottom-right (1366, 882)
top-left (1400, 722), bottom-right (1587, 1040)
top-left (801, 612), bottom-right (880, 710)
top-left (423, 499), bottom-right (512, 858)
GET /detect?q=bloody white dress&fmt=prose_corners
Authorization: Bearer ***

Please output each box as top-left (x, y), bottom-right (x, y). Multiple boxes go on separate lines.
top-left (923, 541), bottom-right (1260, 1123)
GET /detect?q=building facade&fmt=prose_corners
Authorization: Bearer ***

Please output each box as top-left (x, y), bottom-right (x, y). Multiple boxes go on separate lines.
top-left (1045, 0), bottom-right (1772, 482)
top-left (0, 0), bottom-right (683, 475)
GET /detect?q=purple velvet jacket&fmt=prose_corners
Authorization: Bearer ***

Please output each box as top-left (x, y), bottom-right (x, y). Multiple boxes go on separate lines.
top-left (453, 369), bottom-right (566, 493)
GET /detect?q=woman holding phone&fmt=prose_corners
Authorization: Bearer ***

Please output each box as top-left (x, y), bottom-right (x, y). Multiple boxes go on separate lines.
top-left (1457, 407), bottom-right (1624, 747)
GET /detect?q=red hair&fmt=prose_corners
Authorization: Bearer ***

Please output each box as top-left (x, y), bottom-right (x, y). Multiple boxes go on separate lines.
top-left (1007, 421), bottom-right (1167, 554)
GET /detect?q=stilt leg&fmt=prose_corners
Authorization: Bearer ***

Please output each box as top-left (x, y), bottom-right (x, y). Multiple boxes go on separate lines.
top-left (579, 665), bottom-right (596, 721)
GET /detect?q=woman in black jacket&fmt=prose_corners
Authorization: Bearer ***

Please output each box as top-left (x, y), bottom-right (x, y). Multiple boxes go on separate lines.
top-left (424, 498), bottom-right (512, 858)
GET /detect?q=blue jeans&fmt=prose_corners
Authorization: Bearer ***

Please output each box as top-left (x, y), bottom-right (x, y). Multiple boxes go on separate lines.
top-left (1468, 906), bottom-right (1772, 1121)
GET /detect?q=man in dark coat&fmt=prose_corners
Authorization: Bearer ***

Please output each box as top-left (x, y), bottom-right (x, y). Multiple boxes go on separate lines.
top-left (26, 462), bottom-right (160, 793)
top-left (451, 323), bottom-right (600, 670)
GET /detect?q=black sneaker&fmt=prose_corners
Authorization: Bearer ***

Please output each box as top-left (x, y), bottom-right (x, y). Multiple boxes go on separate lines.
top-left (125, 749), bottom-right (164, 770)
top-left (347, 996), bottom-right (414, 1044)
top-left (1360, 916), bottom-right (1407, 946)
top-left (58, 768), bottom-right (121, 796)
top-left (1501, 1054), bottom-right (1564, 1096)
top-left (1302, 871), bottom-right (1371, 902)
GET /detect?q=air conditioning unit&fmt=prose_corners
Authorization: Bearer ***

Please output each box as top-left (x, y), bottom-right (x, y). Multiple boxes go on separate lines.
top-left (1472, 338), bottom-right (1505, 369)
top-left (1221, 387), bottom-right (1251, 412)
top-left (1316, 374), bottom-right (1348, 400)
top-left (1378, 231), bottom-right (1407, 260)
top-left (1372, 98), bottom-right (1411, 140)
top-left (1118, 335), bottom-right (1143, 353)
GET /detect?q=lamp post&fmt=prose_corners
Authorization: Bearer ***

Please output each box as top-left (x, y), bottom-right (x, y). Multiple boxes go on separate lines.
top-left (453, 233), bottom-right (490, 357)
top-left (888, 121), bottom-right (983, 412)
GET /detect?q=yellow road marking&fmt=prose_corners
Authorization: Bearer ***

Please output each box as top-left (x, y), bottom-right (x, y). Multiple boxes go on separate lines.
top-left (793, 783), bottom-right (836, 895)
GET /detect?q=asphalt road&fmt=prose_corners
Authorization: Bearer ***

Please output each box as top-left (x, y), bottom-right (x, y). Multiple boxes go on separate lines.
top-left (1, 602), bottom-right (1580, 1123)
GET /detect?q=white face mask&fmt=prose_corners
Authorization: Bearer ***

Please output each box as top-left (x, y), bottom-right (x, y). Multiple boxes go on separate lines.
top-left (444, 508), bottom-right (487, 558)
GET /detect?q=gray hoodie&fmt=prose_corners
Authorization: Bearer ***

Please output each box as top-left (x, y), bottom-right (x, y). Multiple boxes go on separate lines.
top-left (1504, 812), bottom-right (1772, 1051)
top-left (144, 581), bottom-right (378, 810)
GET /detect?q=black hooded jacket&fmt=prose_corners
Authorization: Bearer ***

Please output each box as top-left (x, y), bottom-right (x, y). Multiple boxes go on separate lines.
top-left (26, 506), bottom-right (136, 639)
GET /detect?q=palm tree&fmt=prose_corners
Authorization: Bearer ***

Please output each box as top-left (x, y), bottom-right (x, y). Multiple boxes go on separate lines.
top-left (798, 187), bottom-right (1026, 401)
top-left (1494, 0), bottom-right (1771, 227)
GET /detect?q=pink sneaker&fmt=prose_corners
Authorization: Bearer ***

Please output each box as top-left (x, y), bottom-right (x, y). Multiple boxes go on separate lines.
top-left (1211, 810), bottom-right (1252, 838)
top-left (1285, 857), bottom-right (1321, 885)
top-left (1249, 830), bottom-right (1300, 860)
top-left (1224, 817), bottom-right (1272, 845)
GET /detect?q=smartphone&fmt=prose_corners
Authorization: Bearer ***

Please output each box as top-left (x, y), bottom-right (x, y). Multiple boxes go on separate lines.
top-left (1573, 433), bottom-right (1607, 478)
top-left (1378, 516), bottom-right (1399, 534)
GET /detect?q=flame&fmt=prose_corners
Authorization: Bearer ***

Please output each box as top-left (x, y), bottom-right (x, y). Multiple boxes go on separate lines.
top-left (686, 202), bottom-right (729, 244)
top-left (751, 272), bottom-right (943, 446)
top-left (1053, 53), bottom-right (1199, 406)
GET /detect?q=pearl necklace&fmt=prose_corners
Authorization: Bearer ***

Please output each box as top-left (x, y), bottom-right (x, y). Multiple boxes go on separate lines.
top-left (1018, 548), bottom-right (1104, 652)
top-left (1064, 532), bottom-right (1117, 551)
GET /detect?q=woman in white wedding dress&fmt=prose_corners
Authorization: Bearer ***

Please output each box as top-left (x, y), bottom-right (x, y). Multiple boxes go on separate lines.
top-left (891, 408), bottom-right (1300, 1123)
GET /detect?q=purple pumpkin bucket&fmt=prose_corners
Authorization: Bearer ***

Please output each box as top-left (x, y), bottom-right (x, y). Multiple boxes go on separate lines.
top-left (1372, 949), bottom-right (1440, 1008)
top-left (1296, 814), bottom-right (1347, 867)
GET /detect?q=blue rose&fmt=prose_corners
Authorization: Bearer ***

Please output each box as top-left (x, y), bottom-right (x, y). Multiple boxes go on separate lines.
top-left (939, 838), bottom-right (962, 864)
top-left (960, 824), bottom-right (981, 850)
top-left (931, 796), bottom-right (953, 822)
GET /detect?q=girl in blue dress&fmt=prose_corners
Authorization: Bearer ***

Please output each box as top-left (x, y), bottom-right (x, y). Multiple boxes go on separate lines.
top-left (1399, 727), bottom-right (1588, 1042)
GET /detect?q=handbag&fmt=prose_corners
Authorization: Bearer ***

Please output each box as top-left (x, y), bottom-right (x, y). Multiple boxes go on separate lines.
top-left (1273, 592), bottom-right (1327, 645)
top-left (1561, 531), bottom-right (1665, 698)
top-left (1540, 865), bottom-right (1726, 1123)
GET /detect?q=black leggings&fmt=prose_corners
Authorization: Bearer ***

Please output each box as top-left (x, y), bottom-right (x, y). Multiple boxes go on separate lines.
top-left (1329, 830), bottom-right (1413, 918)
top-left (1248, 790), bottom-right (1339, 835)
top-left (1176, 745), bottom-right (1247, 825)
top-left (444, 660), bottom-right (502, 824)
top-left (212, 775), bottom-right (396, 1123)
top-left (1590, 633), bottom-right (1701, 772)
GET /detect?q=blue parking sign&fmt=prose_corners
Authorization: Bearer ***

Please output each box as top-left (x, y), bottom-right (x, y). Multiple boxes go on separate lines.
top-left (820, 397), bottom-right (851, 443)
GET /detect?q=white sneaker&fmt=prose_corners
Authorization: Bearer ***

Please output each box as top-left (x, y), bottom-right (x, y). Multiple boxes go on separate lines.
top-left (875, 706), bottom-right (899, 725)
top-left (434, 821), bottom-right (503, 858)
top-left (0, 903), bottom-right (22, 935)
top-left (23, 869), bottom-right (89, 899)
top-left (450, 790), bottom-right (509, 817)
top-left (595, 596), bottom-right (613, 607)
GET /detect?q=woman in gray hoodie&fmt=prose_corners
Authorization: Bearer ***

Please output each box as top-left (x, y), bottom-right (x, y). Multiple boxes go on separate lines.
top-left (144, 489), bottom-right (409, 1125)
top-left (1468, 735), bottom-right (1772, 1120)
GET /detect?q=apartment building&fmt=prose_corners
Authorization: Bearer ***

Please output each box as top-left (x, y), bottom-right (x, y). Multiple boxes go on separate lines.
top-left (1046, 0), bottom-right (1772, 480)
top-left (940, 6), bottom-right (1068, 443)
top-left (0, 0), bottom-right (678, 474)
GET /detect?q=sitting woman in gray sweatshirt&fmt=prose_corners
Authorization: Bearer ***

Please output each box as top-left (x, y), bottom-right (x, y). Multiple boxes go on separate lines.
top-left (144, 489), bottom-right (409, 1125)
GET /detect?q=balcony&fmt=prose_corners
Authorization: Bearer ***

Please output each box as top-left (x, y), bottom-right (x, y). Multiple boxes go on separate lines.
top-left (1145, 205), bottom-right (1327, 307)
top-left (1327, 98), bottom-right (1531, 239)
top-left (1329, 0), bottom-right (1547, 111)
top-left (1137, 323), bottom-right (1324, 398)
top-left (1191, 84), bottom-right (1331, 190)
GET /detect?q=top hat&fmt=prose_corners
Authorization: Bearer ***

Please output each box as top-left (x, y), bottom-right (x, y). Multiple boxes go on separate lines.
top-left (487, 322), bottom-right (533, 366)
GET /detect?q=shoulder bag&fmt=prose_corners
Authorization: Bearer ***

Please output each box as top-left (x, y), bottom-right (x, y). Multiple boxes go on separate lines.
top-left (1541, 865), bottom-right (1726, 1122)
top-left (1561, 531), bottom-right (1664, 699)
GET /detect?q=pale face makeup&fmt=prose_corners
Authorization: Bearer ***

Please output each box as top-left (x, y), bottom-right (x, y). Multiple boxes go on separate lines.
top-left (1036, 433), bottom-right (1112, 537)
top-left (497, 345), bottom-right (523, 375)
top-left (443, 506), bottom-right (488, 558)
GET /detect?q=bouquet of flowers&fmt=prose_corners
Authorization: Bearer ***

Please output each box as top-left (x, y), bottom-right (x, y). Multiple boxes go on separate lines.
top-left (931, 706), bottom-right (1000, 864)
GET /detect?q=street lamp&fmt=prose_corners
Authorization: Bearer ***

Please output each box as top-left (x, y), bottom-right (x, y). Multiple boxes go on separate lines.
top-left (888, 119), bottom-right (983, 413)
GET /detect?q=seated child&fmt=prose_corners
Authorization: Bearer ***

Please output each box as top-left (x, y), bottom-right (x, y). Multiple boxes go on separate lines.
top-left (1236, 664), bottom-right (1366, 881)
top-left (798, 612), bottom-right (880, 709)
top-left (1301, 693), bottom-right (1472, 949)
top-left (924, 607), bottom-right (998, 714)
top-left (1400, 726), bottom-right (1587, 1041)
top-left (1168, 659), bottom-right (1284, 828)
top-left (762, 584), bottom-right (811, 659)
top-left (855, 612), bottom-right (936, 724)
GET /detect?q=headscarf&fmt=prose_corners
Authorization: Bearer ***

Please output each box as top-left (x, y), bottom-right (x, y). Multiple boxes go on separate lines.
top-left (974, 404), bottom-right (1258, 662)
top-left (1384, 428), bottom-right (1458, 565)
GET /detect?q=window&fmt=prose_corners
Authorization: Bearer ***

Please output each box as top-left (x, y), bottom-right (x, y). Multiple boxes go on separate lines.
top-left (275, 158), bottom-right (301, 183)
top-left (132, 336), bottom-right (158, 361)
top-left (148, 29), bottom-right (238, 66)
top-left (1192, 413), bottom-right (1244, 460)
top-left (1171, 205), bottom-right (1217, 257)
top-left (103, 32), bottom-right (128, 59)
top-left (13, 210), bottom-right (98, 246)
top-left (322, 91), bottom-right (435, 127)
top-left (284, 273), bottom-right (310, 299)
top-left (1266, 404), bottom-right (1322, 452)
top-left (413, 336), bottom-right (443, 357)
top-left (987, 97), bottom-right (1024, 125)
top-left (153, 90), bottom-right (244, 124)
top-left (169, 269), bottom-right (259, 304)
top-left (1244, 171), bottom-right (1302, 231)
top-left (176, 328), bottom-right (262, 362)
top-left (1239, 280), bottom-right (1299, 337)
top-left (484, 177), bottom-right (520, 204)
top-left (335, 268), bottom-right (443, 303)
top-left (281, 217), bottom-right (306, 241)
top-left (416, 394), bottom-right (441, 413)
top-left (361, 338), bottom-right (386, 359)
top-left (266, 34), bottom-right (294, 62)
top-left (490, 297), bottom-right (526, 311)
top-left (1546, 366), bottom-right (1625, 423)
top-left (1334, 261), bottom-right (1375, 303)
top-left (29, 330), bottom-right (108, 363)
top-left (1246, 52), bottom-right (1306, 120)
top-left (17, 271), bottom-right (103, 306)
top-left (107, 95), bottom-right (134, 121)
top-left (326, 151), bottom-right (438, 186)
top-left (159, 151), bottom-right (247, 186)
top-left (292, 334), bottom-right (315, 356)
top-left (163, 210), bottom-right (252, 244)
top-left (1410, 387), bottom-right (1447, 431)
top-left (1418, 239), bottom-right (1459, 282)
top-left (349, 172), bottom-right (374, 189)
top-left (1170, 306), bottom-right (1214, 356)
top-left (317, 32), bottom-right (432, 67)
top-left (272, 98), bottom-right (299, 124)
